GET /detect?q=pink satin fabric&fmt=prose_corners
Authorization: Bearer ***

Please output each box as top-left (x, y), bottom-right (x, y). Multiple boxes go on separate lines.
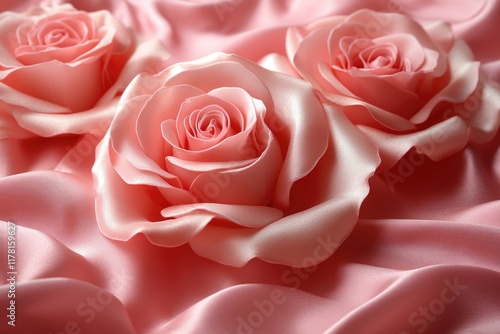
top-left (1, 1), bottom-right (500, 333)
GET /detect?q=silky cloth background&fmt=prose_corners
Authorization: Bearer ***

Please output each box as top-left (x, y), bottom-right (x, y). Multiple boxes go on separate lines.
top-left (1, 0), bottom-right (500, 333)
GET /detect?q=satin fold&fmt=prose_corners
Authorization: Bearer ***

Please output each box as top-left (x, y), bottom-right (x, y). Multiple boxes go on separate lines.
top-left (1, 1), bottom-right (500, 333)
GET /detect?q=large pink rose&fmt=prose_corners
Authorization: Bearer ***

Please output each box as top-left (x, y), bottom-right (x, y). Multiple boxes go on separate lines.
top-left (92, 52), bottom-right (379, 267)
top-left (0, 4), bottom-right (169, 138)
top-left (266, 9), bottom-right (500, 169)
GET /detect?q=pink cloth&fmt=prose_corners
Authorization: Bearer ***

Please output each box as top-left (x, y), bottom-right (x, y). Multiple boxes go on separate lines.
top-left (1, 1), bottom-right (500, 333)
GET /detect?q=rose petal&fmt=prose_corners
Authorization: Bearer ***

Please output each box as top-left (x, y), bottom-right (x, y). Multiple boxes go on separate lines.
top-left (185, 105), bottom-right (232, 148)
top-left (165, 155), bottom-right (253, 189)
top-left (286, 15), bottom-right (345, 62)
top-left (94, 134), bottom-right (211, 246)
top-left (424, 21), bottom-right (455, 53)
top-left (317, 64), bottom-right (417, 131)
top-left (0, 82), bottom-right (69, 114)
top-left (333, 67), bottom-right (420, 116)
top-left (358, 115), bottom-right (469, 170)
top-left (336, 10), bottom-right (445, 52)
top-left (16, 39), bottom-right (100, 64)
top-left (137, 85), bottom-right (204, 165)
top-left (189, 134), bottom-right (282, 206)
top-left (161, 203), bottom-right (283, 228)
top-left (292, 29), bottom-right (343, 95)
top-left (258, 53), bottom-right (300, 77)
top-left (109, 141), bottom-right (196, 206)
top-left (2, 60), bottom-right (104, 112)
top-left (0, 108), bottom-right (33, 139)
top-left (110, 95), bottom-right (184, 190)
top-left (163, 116), bottom-right (259, 163)
top-left (11, 97), bottom-right (116, 138)
top-left (410, 40), bottom-right (479, 124)
top-left (256, 67), bottom-right (329, 208)
top-left (0, 15), bottom-right (27, 68)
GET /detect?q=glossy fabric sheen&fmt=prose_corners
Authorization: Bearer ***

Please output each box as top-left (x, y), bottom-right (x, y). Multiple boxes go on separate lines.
top-left (1, 1), bottom-right (500, 333)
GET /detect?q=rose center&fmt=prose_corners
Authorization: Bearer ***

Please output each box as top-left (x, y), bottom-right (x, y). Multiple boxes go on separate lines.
top-left (46, 29), bottom-right (68, 42)
top-left (183, 104), bottom-right (237, 150)
top-left (359, 44), bottom-right (399, 69)
top-left (197, 111), bottom-right (225, 139)
top-left (334, 37), bottom-right (404, 72)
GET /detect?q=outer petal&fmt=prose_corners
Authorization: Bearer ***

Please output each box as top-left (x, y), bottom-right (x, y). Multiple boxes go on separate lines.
top-left (93, 131), bottom-right (210, 246)
top-left (258, 52), bottom-right (300, 77)
top-left (410, 40), bottom-right (479, 124)
top-left (424, 20), bottom-right (455, 52)
top-left (466, 78), bottom-right (500, 144)
top-left (11, 97), bottom-right (116, 138)
top-left (359, 116), bottom-right (469, 171)
top-left (110, 95), bottom-right (189, 200)
top-left (286, 16), bottom-right (346, 62)
top-left (249, 58), bottom-right (330, 208)
top-left (3, 60), bottom-right (105, 112)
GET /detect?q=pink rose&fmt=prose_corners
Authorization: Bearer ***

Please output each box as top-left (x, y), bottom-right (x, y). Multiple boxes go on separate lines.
top-left (0, 4), bottom-right (169, 138)
top-left (268, 9), bottom-right (500, 169)
top-left (92, 52), bottom-right (379, 267)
